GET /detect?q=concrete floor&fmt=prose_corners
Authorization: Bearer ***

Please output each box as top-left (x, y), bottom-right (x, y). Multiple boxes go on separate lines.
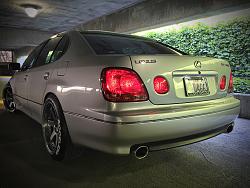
top-left (0, 109), bottom-right (250, 188)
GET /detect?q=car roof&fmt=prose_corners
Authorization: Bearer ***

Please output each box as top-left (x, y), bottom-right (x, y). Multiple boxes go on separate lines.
top-left (50, 29), bottom-right (154, 43)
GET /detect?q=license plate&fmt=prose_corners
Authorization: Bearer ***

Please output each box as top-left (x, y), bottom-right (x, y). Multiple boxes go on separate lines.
top-left (184, 77), bottom-right (210, 97)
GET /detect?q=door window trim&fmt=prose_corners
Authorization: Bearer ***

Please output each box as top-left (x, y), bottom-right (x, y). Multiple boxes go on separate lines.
top-left (49, 35), bottom-right (70, 64)
top-left (32, 37), bottom-right (62, 68)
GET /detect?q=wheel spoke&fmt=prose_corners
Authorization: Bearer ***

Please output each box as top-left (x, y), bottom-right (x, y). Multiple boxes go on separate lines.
top-left (47, 120), bottom-right (54, 127)
top-left (50, 129), bottom-right (57, 141)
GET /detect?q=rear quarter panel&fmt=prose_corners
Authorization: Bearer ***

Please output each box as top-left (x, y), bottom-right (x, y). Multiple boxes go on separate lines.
top-left (44, 31), bottom-right (133, 121)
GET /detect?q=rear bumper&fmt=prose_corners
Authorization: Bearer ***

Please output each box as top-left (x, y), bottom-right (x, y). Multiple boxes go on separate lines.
top-left (64, 96), bottom-right (240, 155)
top-left (139, 122), bottom-right (233, 152)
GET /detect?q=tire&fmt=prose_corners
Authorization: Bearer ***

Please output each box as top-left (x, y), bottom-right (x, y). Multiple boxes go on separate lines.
top-left (3, 86), bottom-right (16, 113)
top-left (42, 95), bottom-right (73, 161)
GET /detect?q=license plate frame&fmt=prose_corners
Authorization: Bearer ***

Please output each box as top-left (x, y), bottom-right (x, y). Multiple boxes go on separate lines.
top-left (183, 76), bottom-right (210, 97)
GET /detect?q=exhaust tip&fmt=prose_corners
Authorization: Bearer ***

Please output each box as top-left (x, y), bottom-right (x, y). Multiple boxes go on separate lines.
top-left (225, 122), bottom-right (234, 133)
top-left (226, 125), bottom-right (234, 133)
top-left (133, 146), bottom-right (149, 159)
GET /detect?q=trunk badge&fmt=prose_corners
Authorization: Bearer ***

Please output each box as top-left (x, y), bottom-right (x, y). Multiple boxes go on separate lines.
top-left (194, 60), bottom-right (201, 68)
top-left (135, 59), bottom-right (156, 64)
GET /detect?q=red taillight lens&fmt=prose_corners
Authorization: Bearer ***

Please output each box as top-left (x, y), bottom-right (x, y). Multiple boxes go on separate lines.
top-left (228, 71), bottom-right (233, 93)
top-left (101, 68), bottom-right (148, 102)
top-left (153, 76), bottom-right (169, 94)
top-left (220, 75), bottom-right (226, 90)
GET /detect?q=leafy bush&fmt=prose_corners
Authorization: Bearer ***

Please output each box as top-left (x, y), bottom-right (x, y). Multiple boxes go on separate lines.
top-left (143, 17), bottom-right (250, 94)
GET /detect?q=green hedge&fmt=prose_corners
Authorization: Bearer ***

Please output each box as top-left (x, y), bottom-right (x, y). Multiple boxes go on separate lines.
top-left (143, 17), bottom-right (250, 94)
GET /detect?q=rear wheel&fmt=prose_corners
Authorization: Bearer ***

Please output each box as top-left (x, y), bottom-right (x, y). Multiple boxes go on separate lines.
top-left (42, 95), bottom-right (72, 161)
top-left (3, 86), bottom-right (16, 113)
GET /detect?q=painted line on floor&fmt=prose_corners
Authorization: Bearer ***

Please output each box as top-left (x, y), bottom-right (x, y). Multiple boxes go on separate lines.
top-left (0, 100), bottom-right (3, 109)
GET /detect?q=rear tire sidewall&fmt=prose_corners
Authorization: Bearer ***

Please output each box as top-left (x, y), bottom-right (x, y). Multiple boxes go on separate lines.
top-left (42, 96), bottom-right (70, 161)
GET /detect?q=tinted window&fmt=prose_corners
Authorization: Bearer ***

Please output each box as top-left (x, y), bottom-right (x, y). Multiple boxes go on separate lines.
top-left (50, 36), bottom-right (69, 63)
top-left (34, 37), bottom-right (61, 67)
top-left (21, 42), bottom-right (46, 71)
top-left (83, 33), bottom-right (177, 55)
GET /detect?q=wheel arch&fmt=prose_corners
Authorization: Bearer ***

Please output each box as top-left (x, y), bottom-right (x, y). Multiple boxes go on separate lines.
top-left (43, 92), bottom-right (57, 103)
top-left (42, 91), bottom-right (68, 123)
top-left (43, 81), bottom-right (65, 104)
top-left (43, 92), bottom-right (65, 111)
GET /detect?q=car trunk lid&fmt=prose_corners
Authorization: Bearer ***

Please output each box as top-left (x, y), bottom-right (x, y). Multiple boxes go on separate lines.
top-left (130, 55), bottom-right (231, 105)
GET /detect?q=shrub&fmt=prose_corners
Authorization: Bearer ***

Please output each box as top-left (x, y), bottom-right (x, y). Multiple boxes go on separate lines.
top-left (143, 17), bottom-right (250, 94)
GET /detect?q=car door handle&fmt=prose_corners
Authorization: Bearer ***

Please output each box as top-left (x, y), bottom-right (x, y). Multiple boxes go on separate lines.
top-left (43, 72), bottom-right (50, 80)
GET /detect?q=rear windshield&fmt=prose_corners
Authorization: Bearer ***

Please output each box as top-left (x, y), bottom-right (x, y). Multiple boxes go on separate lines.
top-left (82, 33), bottom-right (178, 55)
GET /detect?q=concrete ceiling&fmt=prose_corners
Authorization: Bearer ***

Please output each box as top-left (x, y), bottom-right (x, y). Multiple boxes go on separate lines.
top-left (1, 0), bottom-right (249, 50)
top-left (0, 0), bottom-right (143, 33)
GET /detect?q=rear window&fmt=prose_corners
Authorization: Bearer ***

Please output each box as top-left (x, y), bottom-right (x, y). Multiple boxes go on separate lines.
top-left (83, 33), bottom-right (178, 55)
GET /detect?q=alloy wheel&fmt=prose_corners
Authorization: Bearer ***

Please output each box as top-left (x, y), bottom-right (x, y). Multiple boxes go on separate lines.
top-left (3, 87), bottom-right (16, 112)
top-left (42, 100), bottom-right (62, 155)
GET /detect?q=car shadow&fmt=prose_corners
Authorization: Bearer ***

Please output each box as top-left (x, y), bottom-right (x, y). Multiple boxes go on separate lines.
top-left (0, 109), bottom-right (180, 185)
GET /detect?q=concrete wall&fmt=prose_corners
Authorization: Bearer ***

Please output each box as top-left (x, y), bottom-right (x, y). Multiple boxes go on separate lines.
top-left (0, 27), bottom-right (52, 50)
top-left (76, 0), bottom-right (250, 33)
top-left (234, 94), bottom-right (250, 119)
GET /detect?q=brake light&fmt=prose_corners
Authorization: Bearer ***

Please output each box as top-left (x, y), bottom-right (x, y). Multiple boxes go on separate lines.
top-left (153, 76), bottom-right (169, 94)
top-left (101, 68), bottom-right (148, 102)
top-left (228, 71), bottom-right (233, 93)
top-left (220, 75), bottom-right (226, 90)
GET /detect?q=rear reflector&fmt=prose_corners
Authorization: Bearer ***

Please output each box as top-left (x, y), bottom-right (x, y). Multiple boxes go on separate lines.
top-left (101, 68), bottom-right (148, 102)
top-left (228, 71), bottom-right (233, 93)
top-left (220, 75), bottom-right (226, 90)
top-left (153, 76), bottom-right (169, 94)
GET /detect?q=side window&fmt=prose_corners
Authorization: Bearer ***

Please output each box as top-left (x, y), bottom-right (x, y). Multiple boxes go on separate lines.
top-left (50, 36), bottom-right (69, 63)
top-left (34, 37), bottom-right (61, 67)
top-left (21, 42), bottom-right (46, 71)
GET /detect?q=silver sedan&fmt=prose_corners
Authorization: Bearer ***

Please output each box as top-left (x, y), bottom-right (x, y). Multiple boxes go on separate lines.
top-left (3, 30), bottom-right (240, 160)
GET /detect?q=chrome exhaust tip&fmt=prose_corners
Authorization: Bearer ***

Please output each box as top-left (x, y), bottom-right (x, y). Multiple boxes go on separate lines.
top-left (133, 146), bottom-right (149, 159)
top-left (225, 122), bottom-right (234, 133)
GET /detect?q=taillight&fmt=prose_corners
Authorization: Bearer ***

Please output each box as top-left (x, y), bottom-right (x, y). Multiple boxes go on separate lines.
top-left (228, 71), bottom-right (233, 93)
top-left (153, 76), bottom-right (169, 94)
top-left (101, 68), bottom-right (148, 102)
top-left (219, 75), bottom-right (226, 90)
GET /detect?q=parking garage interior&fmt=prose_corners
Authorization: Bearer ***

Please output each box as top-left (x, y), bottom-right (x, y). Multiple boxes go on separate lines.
top-left (0, 0), bottom-right (250, 187)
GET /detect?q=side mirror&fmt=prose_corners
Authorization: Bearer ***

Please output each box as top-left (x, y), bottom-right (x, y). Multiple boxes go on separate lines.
top-left (8, 63), bottom-right (20, 71)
